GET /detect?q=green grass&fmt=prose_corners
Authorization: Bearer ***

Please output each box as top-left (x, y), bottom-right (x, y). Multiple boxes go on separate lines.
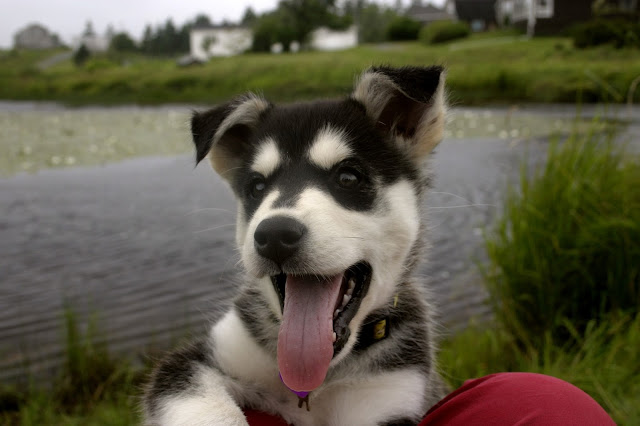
top-left (0, 310), bottom-right (145, 425)
top-left (1, 35), bottom-right (640, 105)
top-left (438, 119), bottom-right (640, 425)
top-left (484, 125), bottom-right (640, 349)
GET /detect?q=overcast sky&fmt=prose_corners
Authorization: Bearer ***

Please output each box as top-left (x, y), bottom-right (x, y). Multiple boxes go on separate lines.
top-left (1, 0), bottom-right (446, 49)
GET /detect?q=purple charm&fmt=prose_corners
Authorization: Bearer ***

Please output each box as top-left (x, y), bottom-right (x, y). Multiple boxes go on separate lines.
top-left (279, 372), bottom-right (310, 398)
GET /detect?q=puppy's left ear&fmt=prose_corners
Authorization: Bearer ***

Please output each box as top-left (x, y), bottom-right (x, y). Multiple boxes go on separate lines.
top-left (191, 94), bottom-right (272, 182)
top-left (352, 66), bottom-right (446, 161)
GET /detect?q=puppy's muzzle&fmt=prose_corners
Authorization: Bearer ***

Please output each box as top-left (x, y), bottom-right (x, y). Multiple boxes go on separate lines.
top-left (254, 216), bottom-right (307, 266)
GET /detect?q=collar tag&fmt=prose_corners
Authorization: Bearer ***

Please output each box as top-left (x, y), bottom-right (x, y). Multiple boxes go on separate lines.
top-left (373, 319), bottom-right (388, 340)
top-left (297, 394), bottom-right (310, 411)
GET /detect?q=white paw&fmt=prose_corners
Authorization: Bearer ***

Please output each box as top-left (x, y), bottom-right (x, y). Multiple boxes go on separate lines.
top-left (156, 398), bottom-right (249, 426)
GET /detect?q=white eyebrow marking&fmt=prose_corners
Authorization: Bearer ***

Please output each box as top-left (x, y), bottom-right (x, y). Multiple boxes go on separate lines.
top-left (251, 138), bottom-right (281, 177)
top-left (308, 125), bottom-right (352, 170)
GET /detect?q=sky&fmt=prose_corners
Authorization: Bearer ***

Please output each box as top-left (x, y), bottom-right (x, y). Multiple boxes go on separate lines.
top-left (0, 0), bottom-right (445, 49)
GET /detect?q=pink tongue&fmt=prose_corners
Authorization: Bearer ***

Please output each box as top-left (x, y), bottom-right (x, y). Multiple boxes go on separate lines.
top-left (277, 274), bottom-right (343, 392)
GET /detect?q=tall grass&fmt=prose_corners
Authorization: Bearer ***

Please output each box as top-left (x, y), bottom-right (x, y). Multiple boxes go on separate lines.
top-left (484, 126), bottom-right (640, 349)
top-left (0, 310), bottom-right (144, 425)
top-left (440, 121), bottom-right (640, 425)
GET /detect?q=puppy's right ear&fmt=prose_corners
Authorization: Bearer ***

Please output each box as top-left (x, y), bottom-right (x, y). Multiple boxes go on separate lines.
top-left (191, 94), bottom-right (272, 181)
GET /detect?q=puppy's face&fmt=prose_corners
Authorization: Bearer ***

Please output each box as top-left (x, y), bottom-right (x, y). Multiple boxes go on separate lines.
top-left (192, 66), bottom-right (445, 393)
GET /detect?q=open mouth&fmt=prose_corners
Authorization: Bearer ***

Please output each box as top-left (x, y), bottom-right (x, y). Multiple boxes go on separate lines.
top-left (271, 262), bottom-right (372, 392)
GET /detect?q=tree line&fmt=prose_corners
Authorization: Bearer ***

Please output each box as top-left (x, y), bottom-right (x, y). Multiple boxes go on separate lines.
top-left (106, 0), bottom-right (418, 56)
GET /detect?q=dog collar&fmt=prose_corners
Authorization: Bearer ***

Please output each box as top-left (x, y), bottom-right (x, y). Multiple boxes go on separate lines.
top-left (353, 292), bottom-right (398, 351)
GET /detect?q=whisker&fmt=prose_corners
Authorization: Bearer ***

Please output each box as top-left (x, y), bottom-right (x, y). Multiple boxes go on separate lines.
top-left (429, 191), bottom-right (473, 202)
top-left (193, 223), bottom-right (236, 234)
top-left (427, 203), bottom-right (496, 210)
top-left (187, 207), bottom-right (236, 215)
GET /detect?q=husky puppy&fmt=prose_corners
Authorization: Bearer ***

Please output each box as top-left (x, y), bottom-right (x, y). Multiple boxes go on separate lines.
top-left (144, 66), bottom-right (448, 426)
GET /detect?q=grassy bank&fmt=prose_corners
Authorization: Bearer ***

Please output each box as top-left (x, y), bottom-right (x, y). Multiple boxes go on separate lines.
top-left (1, 36), bottom-right (640, 105)
top-left (441, 126), bottom-right (639, 424)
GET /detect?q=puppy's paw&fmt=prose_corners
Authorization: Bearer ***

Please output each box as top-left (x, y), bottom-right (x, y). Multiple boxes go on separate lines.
top-left (153, 399), bottom-right (249, 426)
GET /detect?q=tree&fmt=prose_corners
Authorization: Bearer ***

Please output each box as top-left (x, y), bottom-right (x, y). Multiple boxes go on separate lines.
top-left (140, 19), bottom-right (190, 56)
top-left (193, 14), bottom-right (213, 27)
top-left (386, 16), bottom-right (421, 41)
top-left (83, 21), bottom-right (95, 37)
top-left (110, 32), bottom-right (137, 52)
top-left (357, 3), bottom-right (400, 43)
top-left (252, 10), bottom-right (298, 52)
top-left (242, 6), bottom-right (258, 26)
top-left (73, 44), bottom-right (90, 66)
top-left (252, 0), bottom-right (351, 51)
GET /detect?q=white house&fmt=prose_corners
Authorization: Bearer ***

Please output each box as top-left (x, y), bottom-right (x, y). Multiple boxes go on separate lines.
top-left (72, 23), bottom-right (112, 53)
top-left (310, 26), bottom-right (358, 51)
top-left (190, 24), bottom-right (252, 60)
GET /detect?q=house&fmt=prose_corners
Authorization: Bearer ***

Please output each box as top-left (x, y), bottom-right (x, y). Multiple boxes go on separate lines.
top-left (446, 0), bottom-right (498, 31)
top-left (189, 24), bottom-right (358, 59)
top-left (309, 26), bottom-right (358, 51)
top-left (73, 22), bottom-right (112, 52)
top-left (190, 24), bottom-right (252, 60)
top-left (495, 0), bottom-right (514, 26)
top-left (13, 23), bottom-right (61, 49)
top-left (406, 3), bottom-right (455, 25)
top-left (497, 0), bottom-right (595, 35)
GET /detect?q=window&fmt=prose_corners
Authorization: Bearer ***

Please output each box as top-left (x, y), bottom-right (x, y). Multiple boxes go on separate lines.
top-left (536, 0), bottom-right (554, 18)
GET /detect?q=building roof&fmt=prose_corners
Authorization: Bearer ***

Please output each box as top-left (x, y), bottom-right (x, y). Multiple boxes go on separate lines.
top-left (16, 23), bottom-right (50, 35)
top-left (407, 3), bottom-right (454, 23)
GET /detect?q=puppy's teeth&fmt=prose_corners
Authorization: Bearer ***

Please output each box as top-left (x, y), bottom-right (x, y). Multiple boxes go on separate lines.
top-left (334, 309), bottom-right (341, 319)
top-left (342, 294), bottom-right (351, 307)
top-left (346, 287), bottom-right (354, 296)
top-left (332, 332), bottom-right (337, 342)
top-left (348, 279), bottom-right (356, 290)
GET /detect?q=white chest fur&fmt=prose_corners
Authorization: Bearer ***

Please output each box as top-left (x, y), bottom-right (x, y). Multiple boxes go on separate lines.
top-left (275, 369), bottom-right (427, 426)
top-left (212, 307), bottom-right (427, 426)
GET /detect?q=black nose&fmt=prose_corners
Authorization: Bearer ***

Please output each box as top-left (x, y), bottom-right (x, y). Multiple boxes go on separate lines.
top-left (254, 216), bottom-right (306, 265)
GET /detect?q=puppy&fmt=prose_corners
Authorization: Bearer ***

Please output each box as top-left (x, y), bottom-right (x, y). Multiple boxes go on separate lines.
top-left (144, 66), bottom-right (448, 426)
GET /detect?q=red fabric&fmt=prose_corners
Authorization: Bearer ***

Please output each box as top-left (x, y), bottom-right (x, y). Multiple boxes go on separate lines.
top-left (421, 373), bottom-right (615, 426)
top-left (243, 373), bottom-right (616, 426)
top-left (244, 409), bottom-right (289, 426)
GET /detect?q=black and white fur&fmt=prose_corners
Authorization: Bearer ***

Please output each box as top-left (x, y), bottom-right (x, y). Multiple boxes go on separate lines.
top-left (144, 66), bottom-right (448, 426)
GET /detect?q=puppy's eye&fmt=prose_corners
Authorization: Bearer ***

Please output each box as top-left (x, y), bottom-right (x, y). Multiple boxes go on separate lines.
top-left (250, 176), bottom-right (266, 199)
top-left (336, 168), bottom-right (361, 189)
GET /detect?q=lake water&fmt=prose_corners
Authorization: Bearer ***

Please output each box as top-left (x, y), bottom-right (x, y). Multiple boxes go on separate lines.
top-left (1, 102), bottom-right (637, 383)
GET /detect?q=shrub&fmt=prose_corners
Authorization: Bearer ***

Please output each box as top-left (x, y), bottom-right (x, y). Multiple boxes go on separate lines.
top-left (484, 128), bottom-right (640, 350)
top-left (571, 19), bottom-right (640, 49)
top-left (73, 44), bottom-right (91, 67)
top-left (110, 32), bottom-right (138, 52)
top-left (419, 20), bottom-right (470, 45)
top-left (83, 58), bottom-right (118, 73)
top-left (386, 16), bottom-right (422, 41)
